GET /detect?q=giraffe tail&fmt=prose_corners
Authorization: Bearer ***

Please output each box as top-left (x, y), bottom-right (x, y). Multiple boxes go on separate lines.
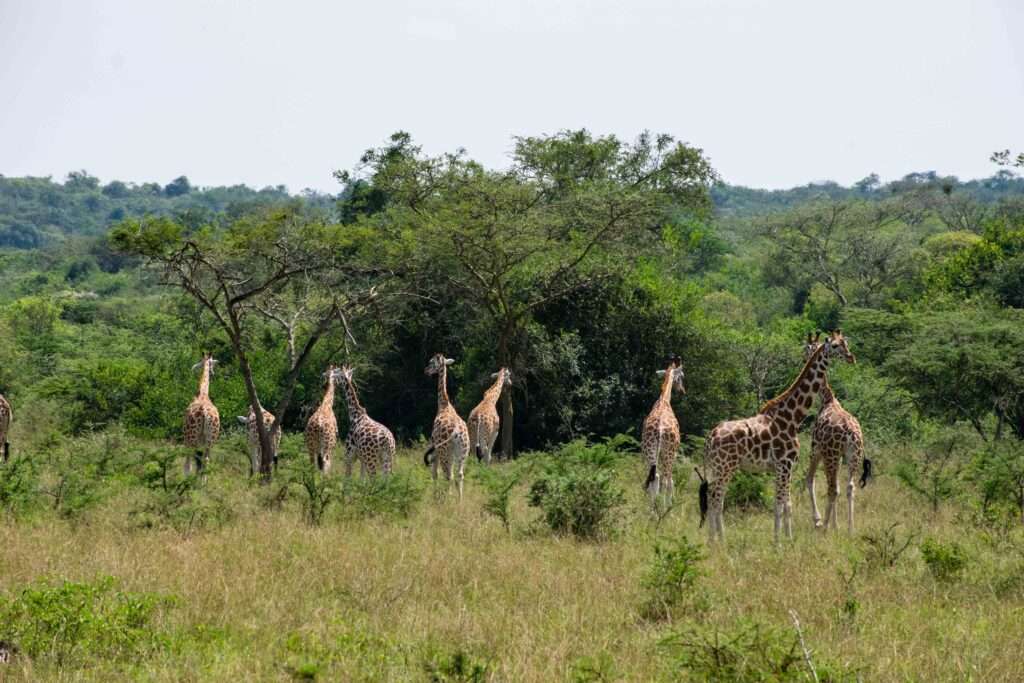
top-left (859, 457), bottom-right (873, 488)
top-left (474, 414), bottom-right (484, 461)
top-left (644, 464), bottom-right (657, 491)
top-left (694, 468), bottom-right (709, 528)
top-left (423, 444), bottom-right (435, 466)
top-left (2, 441), bottom-right (8, 463)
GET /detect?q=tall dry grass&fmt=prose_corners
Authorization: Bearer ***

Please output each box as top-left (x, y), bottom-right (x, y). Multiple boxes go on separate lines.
top-left (1, 440), bottom-right (1023, 681)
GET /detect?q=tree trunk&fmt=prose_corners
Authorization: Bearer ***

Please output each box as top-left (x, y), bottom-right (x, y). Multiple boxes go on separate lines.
top-left (497, 324), bottom-right (515, 460)
top-left (229, 336), bottom-right (277, 481)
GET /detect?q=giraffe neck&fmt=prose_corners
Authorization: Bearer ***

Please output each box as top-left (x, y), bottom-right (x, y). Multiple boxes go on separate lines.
top-left (657, 366), bottom-right (676, 407)
top-left (481, 374), bottom-right (506, 407)
top-left (819, 375), bottom-right (837, 405)
top-left (197, 361), bottom-right (211, 399)
top-left (761, 346), bottom-right (831, 424)
top-left (436, 365), bottom-right (451, 412)
top-left (340, 376), bottom-right (366, 423)
top-left (318, 376), bottom-right (337, 413)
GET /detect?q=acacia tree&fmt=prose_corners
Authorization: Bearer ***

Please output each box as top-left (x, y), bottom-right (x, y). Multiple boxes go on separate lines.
top-left (110, 206), bottom-right (389, 478)
top-left (340, 130), bottom-right (716, 457)
top-left (762, 199), bottom-right (921, 308)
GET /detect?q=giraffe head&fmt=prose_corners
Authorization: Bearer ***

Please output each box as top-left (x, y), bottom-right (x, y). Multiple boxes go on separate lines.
top-left (425, 353), bottom-right (455, 376)
top-left (655, 354), bottom-right (686, 394)
top-left (490, 367), bottom-right (513, 390)
top-left (823, 330), bottom-right (856, 364)
top-left (803, 331), bottom-right (855, 364)
top-left (191, 354), bottom-right (219, 374)
top-left (322, 364), bottom-right (343, 387)
top-left (336, 365), bottom-right (354, 384)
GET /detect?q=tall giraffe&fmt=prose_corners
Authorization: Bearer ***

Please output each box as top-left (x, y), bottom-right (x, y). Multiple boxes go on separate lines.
top-left (641, 355), bottom-right (685, 508)
top-left (337, 365), bottom-right (395, 477)
top-left (423, 353), bottom-right (470, 500)
top-left (237, 405), bottom-right (281, 476)
top-left (702, 333), bottom-right (855, 542)
top-left (0, 392), bottom-right (12, 464)
top-left (467, 367), bottom-right (512, 465)
top-left (183, 354), bottom-right (221, 474)
top-left (802, 332), bottom-right (870, 533)
top-left (305, 365), bottom-right (341, 473)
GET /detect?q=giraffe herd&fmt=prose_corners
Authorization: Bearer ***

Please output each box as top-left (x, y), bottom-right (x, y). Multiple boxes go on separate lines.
top-left (0, 330), bottom-right (868, 542)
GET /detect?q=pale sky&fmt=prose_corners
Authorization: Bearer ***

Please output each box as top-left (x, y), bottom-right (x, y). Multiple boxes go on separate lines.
top-left (1, 0), bottom-right (1022, 193)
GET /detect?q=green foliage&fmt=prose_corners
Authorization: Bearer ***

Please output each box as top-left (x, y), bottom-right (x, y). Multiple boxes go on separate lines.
top-left (893, 429), bottom-right (969, 513)
top-left (661, 618), bottom-right (857, 682)
top-left (727, 471), bottom-right (771, 511)
top-left (422, 646), bottom-right (490, 682)
top-left (0, 576), bottom-right (175, 666)
top-left (639, 535), bottom-right (706, 621)
top-left (920, 537), bottom-right (969, 583)
top-left (340, 472), bottom-right (424, 521)
top-left (859, 523), bottom-right (918, 572)
top-left (0, 454), bottom-right (38, 518)
top-left (525, 438), bottom-right (628, 540)
top-left (474, 464), bottom-right (524, 533)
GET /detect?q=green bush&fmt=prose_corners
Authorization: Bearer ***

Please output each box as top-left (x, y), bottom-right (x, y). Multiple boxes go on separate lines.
top-left (526, 438), bottom-right (626, 540)
top-left (340, 471), bottom-right (424, 521)
top-left (474, 464), bottom-right (525, 533)
top-left (422, 646), bottom-right (490, 682)
top-left (661, 618), bottom-right (858, 682)
top-left (920, 537), bottom-right (969, 583)
top-left (726, 471), bottom-right (771, 511)
top-left (639, 535), bottom-right (706, 621)
top-left (0, 576), bottom-right (175, 666)
top-left (0, 454), bottom-right (38, 518)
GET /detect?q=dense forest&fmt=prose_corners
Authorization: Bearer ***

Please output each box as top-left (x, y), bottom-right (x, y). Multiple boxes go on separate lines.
top-left (2, 133), bottom-right (1022, 460)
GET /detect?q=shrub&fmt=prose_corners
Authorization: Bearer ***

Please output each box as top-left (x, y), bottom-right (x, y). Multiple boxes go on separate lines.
top-left (0, 454), bottom-right (38, 518)
top-left (422, 647), bottom-right (490, 682)
top-left (0, 576), bottom-right (175, 666)
top-left (661, 618), bottom-right (857, 682)
top-left (639, 535), bottom-right (706, 621)
top-left (526, 438), bottom-right (626, 540)
top-left (340, 472), bottom-right (424, 521)
top-left (474, 464), bottom-right (525, 533)
top-left (727, 471), bottom-right (771, 511)
top-left (920, 537), bottom-right (969, 583)
top-left (860, 523), bottom-right (917, 572)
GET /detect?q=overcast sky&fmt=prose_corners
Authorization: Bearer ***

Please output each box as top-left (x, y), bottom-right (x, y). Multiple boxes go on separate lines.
top-left (1, 0), bottom-right (1021, 193)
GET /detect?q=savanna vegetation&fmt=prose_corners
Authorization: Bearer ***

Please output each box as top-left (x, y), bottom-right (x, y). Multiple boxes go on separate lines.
top-left (1, 133), bottom-right (1023, 680)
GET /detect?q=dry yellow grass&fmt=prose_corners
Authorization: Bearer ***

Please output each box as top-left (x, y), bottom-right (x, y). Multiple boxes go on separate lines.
top-left (2, 444), bottom-right (1023, 681)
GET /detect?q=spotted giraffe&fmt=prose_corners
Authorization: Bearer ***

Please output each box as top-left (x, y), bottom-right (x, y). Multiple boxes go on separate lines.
top-left (702, 333), bottom-right (855, 542)
top-left (0, 392), bottom-right (12, 464)
top-left (641, 355), bottom-right (685, 508)
top-left (802, 332), bottom-right (870, 533)
top-left (423, 353), bottom-right (470, 500)
top-left (337, 365), bottom-right (395, 477)
top-left (305, 366), bottom-right (340, 473)
top-left (183, 354), bottom-right (221, 474)
top-left (467, 367), bottom-right (512, 465)
top-left (237, 405), bottom-right (281, 476)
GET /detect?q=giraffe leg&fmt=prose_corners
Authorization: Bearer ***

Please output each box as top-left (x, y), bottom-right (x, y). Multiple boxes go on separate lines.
top-left (846, 444), bottom-right (860, 534)
top-left (195, 449), bottom-right (206, 474)
top-left (774, 461), bottom-right (795, 542)
top-left (824, 457), bottom-right (839, 531)
top-left (184, 449), bottom-right (193, 476)
top-left (709, 479), bottom-right (727, 542)
top-left (344, 445), bottom-right (354, 478)
top-left (457, 457), bottom-right (466, 503)
top-left (665, 474), bottom-right (675, 508)
top-left (806, 449), bottom-right (823, 529)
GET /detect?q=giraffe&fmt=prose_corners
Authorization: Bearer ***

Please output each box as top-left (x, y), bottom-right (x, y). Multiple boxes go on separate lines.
top-left (423, 353), bottom-right (470, 500)
top-left (467, 367), bottom-right (512, 465)
top-left (641, 355), bottom-right (685, 508)
top-left (305, 365), bottom-right (341, 474)
top-left (702, 333), bottom-right (856, 542)
top-left (802, 332), bottom-right (870, 533)
top-left (337, 365), bottom-right (396, 477)
top-left (0, 392), bottom-right (12, 464)
top-left (237, 405), bottom-right (281, 476)
top-left (183, 354), bottom-right (221, 474)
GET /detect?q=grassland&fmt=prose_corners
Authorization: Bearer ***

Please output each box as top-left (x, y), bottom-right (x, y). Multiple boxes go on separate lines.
top-left (1, 433), bottom-right (1023, 682)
